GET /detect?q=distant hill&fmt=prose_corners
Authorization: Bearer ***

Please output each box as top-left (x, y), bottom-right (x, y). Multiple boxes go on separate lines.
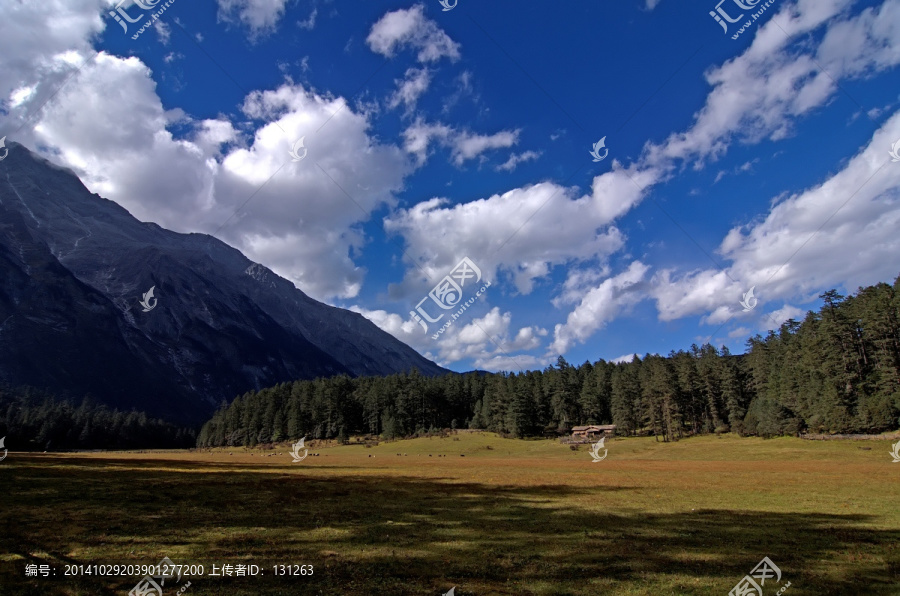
top-left (0, 142), bottom-right (446, 424)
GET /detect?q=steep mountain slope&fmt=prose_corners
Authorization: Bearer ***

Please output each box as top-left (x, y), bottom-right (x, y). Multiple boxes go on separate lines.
top-left (0, 142), bottom-right (446, 423)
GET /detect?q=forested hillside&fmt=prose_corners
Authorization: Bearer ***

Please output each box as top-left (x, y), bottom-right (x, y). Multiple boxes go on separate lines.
top-left (0, 388), bottom-right (196, 450)
top-left (198, 277), bottom-right (900, 446)
top-left (197, 276), bottom-right (900, 446)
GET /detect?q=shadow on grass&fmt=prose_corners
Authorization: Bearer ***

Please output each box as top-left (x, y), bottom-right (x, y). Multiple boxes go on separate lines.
top-left (1, 456), bottom-right (898, 595)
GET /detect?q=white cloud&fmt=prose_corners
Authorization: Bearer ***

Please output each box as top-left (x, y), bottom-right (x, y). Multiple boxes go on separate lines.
top-left (611, 353), bottom-right (638, 364)
top-left (652, 111), bottom-right (900, 328)
top-left (384, 161), bottom-right (654, 300)
top-left (217, 0), bottom-right (289, 33)
top-left (367, 4), bottom-right (460, 63)
top-left (767, 305), bottom-right (807, 327)
top-left (0, 0), bottom-right (104, 135)
top-left (451, 129), bottom-right (519, 166)
top-left (155, 21), bottom-right (171, 44)
top-left (442, 70), bottom-right (476, 114)
top-left (429, 307), bottom-right (546, 371)
top-left (401, 118), bottom-right (520, 166)
top-left (5, 0), bottom-right (899, 372)
top-left (401, 118), bottom-right (453, 164)
top-left (351, 303), bottom-right (545, 371)
top-left (9, 35), bottom-right (412, 301)
top-left (728, 327), bottom-right (751, 339)
top-left (193, 118), bottom-right (239, 156)
top-left (388, 67), bottom-right (432, 112)
top-left (349, 306), bottom-right (424, 339)
top-left (298, 7), bottom-right (317, 30)
top-left (496, 150), bottom-right (541, 172)
top-left (549, 262), bottom-right (651, 355)
top-left (553, 266), bottom-right (610, 307)
top-left (209, 84), bottom-right (413, 299)
top-left (642, 0), bottom-right (898, 170)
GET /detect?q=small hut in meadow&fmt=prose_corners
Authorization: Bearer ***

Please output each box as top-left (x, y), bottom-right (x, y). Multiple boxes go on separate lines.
top-left (571, 425), bottom-right (616, 439)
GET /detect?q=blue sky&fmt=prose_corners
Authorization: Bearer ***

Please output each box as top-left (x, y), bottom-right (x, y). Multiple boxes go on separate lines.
top-left (2, 0), bottom-right (899, 372)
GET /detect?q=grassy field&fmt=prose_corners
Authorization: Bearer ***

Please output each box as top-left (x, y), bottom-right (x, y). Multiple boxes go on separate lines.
top-left (2, 433), bottom-right (899, 595)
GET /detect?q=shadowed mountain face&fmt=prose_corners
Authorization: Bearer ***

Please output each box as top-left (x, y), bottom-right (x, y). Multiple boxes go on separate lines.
top-left (0, 142), bottom-right (446, 424)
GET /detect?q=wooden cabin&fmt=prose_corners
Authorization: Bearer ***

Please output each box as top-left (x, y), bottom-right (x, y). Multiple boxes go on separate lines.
top-left (571, 424), bottom-right (616, 439)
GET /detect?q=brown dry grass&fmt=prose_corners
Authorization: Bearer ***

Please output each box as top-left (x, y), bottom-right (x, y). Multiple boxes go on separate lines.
top-left (1, 433), bottom-right (898, 595)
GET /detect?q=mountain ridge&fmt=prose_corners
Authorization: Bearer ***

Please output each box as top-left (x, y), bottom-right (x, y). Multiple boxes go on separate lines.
top-left (0, 141), bottom-right (446, 423)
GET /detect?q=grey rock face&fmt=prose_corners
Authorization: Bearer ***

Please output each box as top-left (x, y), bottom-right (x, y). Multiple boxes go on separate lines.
top-left (0, 142), bottom-right (445, 424)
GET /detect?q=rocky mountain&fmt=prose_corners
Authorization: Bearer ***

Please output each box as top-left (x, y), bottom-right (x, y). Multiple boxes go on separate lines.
top-left (0, 142), bottom-right (446, 424)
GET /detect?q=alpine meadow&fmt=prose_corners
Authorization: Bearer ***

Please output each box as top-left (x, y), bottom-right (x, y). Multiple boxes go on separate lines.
top-left (2, 0), bottom-right (900, 594)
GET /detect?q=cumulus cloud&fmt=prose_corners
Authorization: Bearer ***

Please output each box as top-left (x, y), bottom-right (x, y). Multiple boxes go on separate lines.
top-left (155, 21), bottom-right (171, 44)
top-left (366, 4), bottom-right (460, 63)
top-left (549, 262), bottom-right (651, 356)
top-left (452, 130), bottom-right (520, 166)
top-left (7, 30), bottom-right (412, 300)
top-left (351, 303), bottom-right (545, 371)
top-left (652, 111), bottom-right (900, 328)
top-left (496, 150), bottom-right (541, 172)
top-left (297, 7), bottom-right (317, 30)
top-left (611, 353), bottom-right (638, 364)
top-left (5, 0), bottom-right (899, 371)
top-left (642, 0), bottom-right (897, 169)
top-left (0, 0), bottom-right (104, 136)
top-left (384, 162), bottom-right (653, 299)
top-left (382, 0), bottom-right (900, 358)
top-left (217, 0), bottom-right (290, 33)
top-left (388, 67), bottom-right (432, 112)
top-left (767, 305), bottom-right (807, 327)
top-left (349, 305), bottom-right (425, 340)
top-left (208, 83), bottom-right (413, 299)
top-left (401, 118), bottom-right (520, 165)
top-left (424, 307), bottom-right (547, 371)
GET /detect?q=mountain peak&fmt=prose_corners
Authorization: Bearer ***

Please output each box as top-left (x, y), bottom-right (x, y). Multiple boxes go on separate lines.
top-left (0, 142), bottom-right (446, 423)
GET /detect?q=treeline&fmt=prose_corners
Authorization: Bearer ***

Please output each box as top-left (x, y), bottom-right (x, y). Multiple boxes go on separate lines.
top-left (197, 276), bottom-right (900, 446)
top-left (0, 387), bottom-right (196, 450)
